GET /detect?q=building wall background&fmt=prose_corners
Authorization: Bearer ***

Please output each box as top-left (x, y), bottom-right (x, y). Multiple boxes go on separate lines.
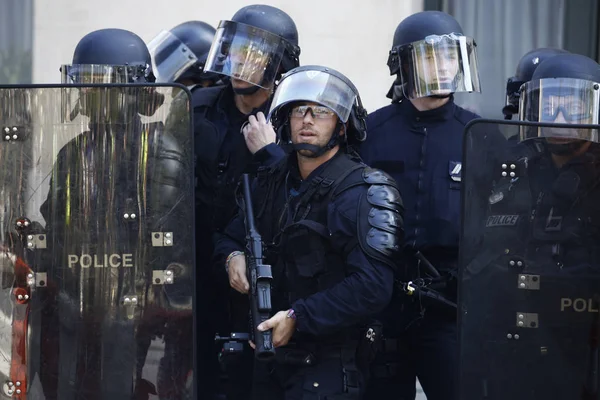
top-left (32, 0), bottom-right (424, 112)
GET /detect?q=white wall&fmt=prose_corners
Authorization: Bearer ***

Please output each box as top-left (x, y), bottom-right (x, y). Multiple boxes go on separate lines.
top-left (33, 0), bottom-right (423, 112)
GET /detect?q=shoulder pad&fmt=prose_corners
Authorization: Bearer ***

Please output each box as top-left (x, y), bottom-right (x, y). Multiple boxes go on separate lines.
top-left (363, 168), bottom-right (402, 212)
top-left (357, 171), bottom-right (404, 269)
top-left (362, 167), bottom-right (397, 185)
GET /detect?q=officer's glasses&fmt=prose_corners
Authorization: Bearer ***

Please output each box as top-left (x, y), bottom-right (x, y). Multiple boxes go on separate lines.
top-left (290, 105), bottom-right (336, 119)
top-left (541, 96), bottom-right (593, 122)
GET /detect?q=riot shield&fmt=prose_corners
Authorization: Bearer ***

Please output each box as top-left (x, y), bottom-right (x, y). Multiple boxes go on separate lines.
top-left (459, 119), bottom-right (600, 399)
top-left (0, 84), bottom-right (195, 400)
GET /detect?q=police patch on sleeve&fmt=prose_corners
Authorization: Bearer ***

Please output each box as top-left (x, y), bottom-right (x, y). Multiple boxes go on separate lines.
top-left (485, 215), bottom-right (519, 227)
top-left (449, 161), bottom-right (462, 182)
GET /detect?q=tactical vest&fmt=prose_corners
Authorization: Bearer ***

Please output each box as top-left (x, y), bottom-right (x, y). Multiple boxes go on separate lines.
top-left (253, 154), bottom-right (365, 312)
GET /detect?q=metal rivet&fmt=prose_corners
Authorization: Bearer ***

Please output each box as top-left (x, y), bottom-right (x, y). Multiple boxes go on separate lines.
top-left (313, 382), bottom-right (319, 388)
top-left (519, 283), bottom-right (526, 288)
top-left (124, 298), bottom-right (131, 304)
top-left (517, 261), bottom-right (523, 267)
top-left (501, 164), bottom-right (507, 169)
top-left (27, 273), bottom-right (33, 279)
top-left (27, 235), bottom-right (33, 240)
top-left (8, 382), bottom-right (13, 387)
top-left (12, 134), bottom-right (17, 140)
top-left (518, 314), bottom-right (524, 319)
top-left (124, 213), bottom-right (129, 219)
top-left (16, 221), bottom-right (22, 226)
top-left (24, 295), bottom-right (29, 300)
top-left (17, 294), bottom-right (23, 300)
top-left (165, 239), bottom-right (172, 245)
top-left (509, 260), bottom-right (515, 266)
top-left (166, 270), bottom-right (173, 276)
top-left (166, 277), bottom-right (173, 283)
top-left (165, 233), bottom-right (172, 238)
top-left (510, 164), bottom-right (516, 169)
top-left (4, 127), bottom-right (9, 133)
top-left (27, 242), bottom-right (33, 248)
top-left (520, 275), bottom-right (526, 281)
top-left (130, 213), bottom-right (136, 219)
top-left (4, 135), bottom-right (9, 140)
top-left (514, 334), bottom-right (520, 340)
top-left (509, 172), bottom-right (516, 177)
top-left (12, 127), bottom-right (17, 132)
top-left (507, 333), bottom-right (513, 339)
top-left (15, 382), bottom-right (21, 387)
top-left (16, 389), bottom-right (21, 394)
top-left (502, 171), bottom-right (507, 177)
top-left (518, 321), bottom-right (524, 327)
top-left (131, 298), bottom-right (138, 303)
top-left (24, 221), bottom-right (29, 226)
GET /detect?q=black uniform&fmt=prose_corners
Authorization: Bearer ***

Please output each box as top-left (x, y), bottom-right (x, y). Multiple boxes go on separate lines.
top-left (214, 151), bottom-right (403, 399)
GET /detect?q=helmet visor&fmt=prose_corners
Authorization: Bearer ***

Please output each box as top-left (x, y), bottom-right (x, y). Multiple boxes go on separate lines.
top-left (147, 30), bottom-right (199, 83)
top-left (204, 20), bottom-right (287, 88)
top-left (519, 78), bottom-right (600, 142)
top-left (399, 33), bottom-right (481, 99)
top-left (268, 69), bottom-right (357, 123)
top-left (61, 64), bottom-right (147, 84)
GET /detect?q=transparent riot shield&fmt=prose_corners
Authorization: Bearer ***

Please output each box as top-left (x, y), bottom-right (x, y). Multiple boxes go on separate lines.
top-left (0, 84), bottom-right (195, 400)
top-left (459, 119), bottom-right (600, 399)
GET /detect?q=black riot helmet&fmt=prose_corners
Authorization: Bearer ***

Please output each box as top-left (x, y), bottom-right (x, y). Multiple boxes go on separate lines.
top-left (62, 28), bottom-right (155, 84)
top-left (387, 11), bottom-right (481, 100)
top-left (204, 4), bottom-right (300, 93)
top-left (503, 47), bottom-right (569, 119)
top-left (62, 29), bottom-right (163, 121)
top-left (267, 65), bottom-right (367, 157)
top-left (148, 21), bottom-right (220, 84)
top-left (519, 53), bottom-right (600, 150)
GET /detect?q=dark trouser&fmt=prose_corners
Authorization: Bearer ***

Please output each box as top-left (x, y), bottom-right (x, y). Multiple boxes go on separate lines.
top-left (252, 344), bottom-right (366, 400)
top-left (364, 299), bottom-right (458, 400)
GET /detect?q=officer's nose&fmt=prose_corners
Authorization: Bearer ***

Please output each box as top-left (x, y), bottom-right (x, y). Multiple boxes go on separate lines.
top-left (303, 110), bottom-right (315, 124)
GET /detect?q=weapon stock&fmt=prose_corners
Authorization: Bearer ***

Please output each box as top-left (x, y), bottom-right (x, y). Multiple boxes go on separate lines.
top-left (241, 173), bottom-right (275, 360)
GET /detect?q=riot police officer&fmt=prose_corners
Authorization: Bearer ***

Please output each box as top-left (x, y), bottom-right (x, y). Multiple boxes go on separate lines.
top-left (37, 28), bottom-right (195, 399)
top-left (214, 64), bottom-right (403, 399)
top-left (502, 47), bottom-right (569, 120)
top-left (193, 5), bottom-right (300, 399)
top-left (148, 20), bottom-right (221, 89)
top-left (359, 11), bottom-right (482, 400)
top-left (459, 53), bottom-right (600, 400)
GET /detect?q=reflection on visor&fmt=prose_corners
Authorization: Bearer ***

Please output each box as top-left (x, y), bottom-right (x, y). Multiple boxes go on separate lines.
top-left (423, 32), bottom-right (463, 45)
top-left (520, 78), bottom-right (600, 125)
top-left (400, 34), bottom-right (480, 99)
top-left (148, 30), bottom-right (198, 83)
top-left (204, 20), bottom-right (287, 88)
top-left (268, 70), bottom-right (357, 123)
top-left (61, 64), bottom-right (147, 84)
top-left (290, 105), bottom-right (336, 119)
top-left (541, 95), bottom-right (593, 122)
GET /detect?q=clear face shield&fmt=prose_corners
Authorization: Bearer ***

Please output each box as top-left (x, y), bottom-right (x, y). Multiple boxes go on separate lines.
top-left (519, 78), bottom-right (600, 143)
top-left (60, 64), bottom-right (161, 122)
top-left (204, 20), bottom-right (288, 89)
top-left (397, 33), bottom-right (481, 99)
top-left (147, 30), bottom-right (199, 83)
top-left (267, 69), bottom-right (358, 126)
